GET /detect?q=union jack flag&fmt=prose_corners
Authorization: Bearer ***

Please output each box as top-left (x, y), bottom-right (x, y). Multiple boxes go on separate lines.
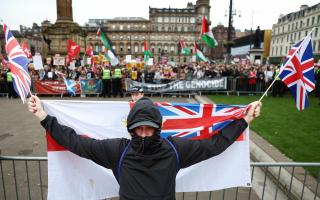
top-left (157, 102), bottom-right (247, 141)
top-left (4, 24), bottom-right (31, 103)
top-left (279, 34), bottom-right (315, 111)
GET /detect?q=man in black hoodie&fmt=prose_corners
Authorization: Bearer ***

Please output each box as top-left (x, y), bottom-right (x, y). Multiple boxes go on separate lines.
top-left (28, 95), bottom-right (261, 200)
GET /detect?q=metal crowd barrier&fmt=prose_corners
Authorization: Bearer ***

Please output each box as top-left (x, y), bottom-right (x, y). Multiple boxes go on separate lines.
top-left (0, 156), bottom-right (319, 200)
top-left (0, 77), bottom-right (273, 99)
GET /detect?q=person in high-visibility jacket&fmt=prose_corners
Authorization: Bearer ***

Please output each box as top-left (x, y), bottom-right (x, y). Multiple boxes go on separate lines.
top-left (101, 65), bottom-right (111, 98)
top-left (6, 69), bottom-right (16, 98)
top-left (112, 65), bottom-right (122, 98)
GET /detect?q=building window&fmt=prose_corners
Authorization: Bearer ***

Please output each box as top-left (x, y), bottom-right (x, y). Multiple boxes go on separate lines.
top-left (170, 46), bottom-right (174, 53)
top-left (164, 45), bottom-right (168, 52)
top-left (134, 45), bottom-right (138, 53)
top-left (288, 24), bottom-right (290, 31)
top-left (127, 35), bottom-right (130, 40)
top-left (307, 18), bottom-right (310, 26)
top-left (190, 17), bottom-right (195, 23)
top-left (120, 45), bottom-right (123, 52)
top-left (312, 17), bottom-right (315, 25)
top-left (158, 17), bottom-right (162, 22)
top-left (315, 28), bottom-right (318, 37)
top-left (158, 48), bottom-right (161, 53)
top-left (120, 25), bottom-right (123, 30)
top-left (318, 15), bottom-right (320, 24)
top-left (127, 45), bottom-right (131, 53)
top-left (298, 31), bottom-right (301, 39)
top-left (112, 25), bottom-right (116, 29)
top-left (300, 21), bottom-right (303, 28)
top-left (120, 35), bottom-right (123, 39)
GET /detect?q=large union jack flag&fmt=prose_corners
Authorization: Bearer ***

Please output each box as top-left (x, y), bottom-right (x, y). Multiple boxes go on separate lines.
top-left (279, 34), bottom-right (315, 111)
top-left (4, 24), bottom-right (31, 103)
top-left (156, 102), bottom-right (247, 141)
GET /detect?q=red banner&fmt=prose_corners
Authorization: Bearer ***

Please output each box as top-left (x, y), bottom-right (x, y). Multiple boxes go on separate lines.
top-left (35, 80), bottom-right (80, 94)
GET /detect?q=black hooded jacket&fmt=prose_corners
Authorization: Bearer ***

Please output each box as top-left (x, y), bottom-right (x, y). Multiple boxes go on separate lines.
top-left (40, 97), bottom-right (248, 200)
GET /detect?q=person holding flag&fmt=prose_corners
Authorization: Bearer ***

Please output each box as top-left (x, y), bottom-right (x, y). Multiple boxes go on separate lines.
top-left (28, 94), bottom-right (262, 200)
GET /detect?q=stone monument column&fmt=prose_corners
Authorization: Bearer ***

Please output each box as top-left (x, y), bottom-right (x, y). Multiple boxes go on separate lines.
top-left (56, 0), bottom-right (73, 23)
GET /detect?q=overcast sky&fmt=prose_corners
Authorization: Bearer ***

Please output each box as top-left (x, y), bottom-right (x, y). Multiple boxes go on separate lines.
top-left (1, 0), bottom-right (319, 31)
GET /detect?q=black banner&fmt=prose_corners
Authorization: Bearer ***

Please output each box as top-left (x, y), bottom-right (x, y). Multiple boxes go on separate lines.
top-left (125, 78), bottom-right (227, 93)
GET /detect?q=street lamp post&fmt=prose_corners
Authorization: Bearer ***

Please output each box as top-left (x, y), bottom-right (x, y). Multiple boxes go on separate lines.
top-left (226, 0), bottom-right (233, 64)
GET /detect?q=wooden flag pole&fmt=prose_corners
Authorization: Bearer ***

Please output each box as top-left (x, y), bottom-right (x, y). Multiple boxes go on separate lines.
top-left (258, 27), bottom-right (316, 103)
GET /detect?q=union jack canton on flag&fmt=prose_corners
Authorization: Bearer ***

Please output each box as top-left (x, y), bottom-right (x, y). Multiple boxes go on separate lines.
top-left (279, 34), bottom-right (315, 111)
top-left (157, 102), bottom-right (247, 141)
top-left (4, 23), bottom-right (31, 103)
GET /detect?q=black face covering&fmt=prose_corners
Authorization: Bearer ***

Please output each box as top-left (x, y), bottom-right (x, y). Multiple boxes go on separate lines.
top-left (130, 130), bottom-right (161, 155)
top-left (130, 130), bottom-right (162, 168)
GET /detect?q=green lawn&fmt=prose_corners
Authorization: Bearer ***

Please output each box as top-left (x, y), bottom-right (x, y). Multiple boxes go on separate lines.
top-left (208, 94), bottom-right (320, 177)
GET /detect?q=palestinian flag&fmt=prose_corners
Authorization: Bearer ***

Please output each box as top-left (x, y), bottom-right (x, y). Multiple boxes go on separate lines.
top-left (194, 42), bottom-right (208, 62)
top-left (201, 16), bottom-right (217, 48)
top-left (180, 38), bottom-right (190, 55)
top-left (143, 40), bottom-right (152, 62)
top-left (97, 28), bottom-right (119, 66)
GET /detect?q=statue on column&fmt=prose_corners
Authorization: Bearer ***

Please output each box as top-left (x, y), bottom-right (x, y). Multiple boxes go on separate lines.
top-left (253, 26), bottom-right (262, 49)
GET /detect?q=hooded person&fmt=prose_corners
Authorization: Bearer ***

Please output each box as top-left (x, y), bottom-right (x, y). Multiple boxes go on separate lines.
top-left (28, 95), bottom-right (262, 200)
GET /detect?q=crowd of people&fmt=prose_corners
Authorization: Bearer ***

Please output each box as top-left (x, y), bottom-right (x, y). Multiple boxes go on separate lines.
top-left (1, 61), bottom-right (320, 99)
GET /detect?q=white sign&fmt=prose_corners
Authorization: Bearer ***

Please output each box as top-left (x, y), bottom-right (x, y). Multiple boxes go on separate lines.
top-left (32, 53), bottom-right (43, 70)
top-left (147, 58), bottom-right (154, 66)
top-left (192, 55), bottom-right (196, 62)
top-left (125, 55), bottom-right (132, 63)
top-left (48, 72), bottom-right (53, 78)
top-left (53, 56), bottom-right (65, 66)
top-left (69, 60), bottom-right (76, 70)
top-left (86, 58), bottom-right (92, 65)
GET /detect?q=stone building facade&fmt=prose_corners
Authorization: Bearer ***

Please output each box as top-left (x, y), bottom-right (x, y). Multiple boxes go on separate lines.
top-left (83, 0), bottom-right (211, 63)
top-left (269, 3), bottom-right (320, 64)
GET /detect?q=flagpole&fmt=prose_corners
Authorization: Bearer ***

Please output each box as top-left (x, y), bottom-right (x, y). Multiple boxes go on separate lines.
top-left (258, 27), bottom-right (316, 103)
